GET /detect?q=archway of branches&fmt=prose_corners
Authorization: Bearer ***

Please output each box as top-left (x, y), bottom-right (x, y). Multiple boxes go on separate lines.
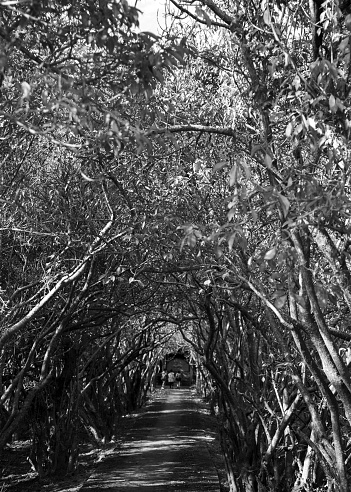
top-left (2, 1), bottom-right (351, 491)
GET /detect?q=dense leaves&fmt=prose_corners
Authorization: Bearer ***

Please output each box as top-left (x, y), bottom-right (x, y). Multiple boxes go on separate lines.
top-left (2, 0), bottom-right (351, 491)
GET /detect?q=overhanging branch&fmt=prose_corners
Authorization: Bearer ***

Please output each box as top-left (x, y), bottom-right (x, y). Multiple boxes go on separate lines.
top-left (146, 124), bottom-right (236, 138)
top-left (169, 0), bottom-right (228, 28)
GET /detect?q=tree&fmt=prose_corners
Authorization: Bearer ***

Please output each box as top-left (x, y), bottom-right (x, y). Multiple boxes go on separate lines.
top-left (2, 0), bottom-right (351, 489)
top-left (141, 1), bottom-right (351, 490)
top-left (0, 0), bottom-right (188, 476)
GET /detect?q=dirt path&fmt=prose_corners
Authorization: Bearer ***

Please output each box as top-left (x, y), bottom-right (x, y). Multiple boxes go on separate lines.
top-left (80, 387), bottom-right (221, 491)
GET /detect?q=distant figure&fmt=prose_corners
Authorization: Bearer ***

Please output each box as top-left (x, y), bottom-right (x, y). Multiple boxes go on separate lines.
top-left (168, 370), bottom-right (175, 389)
top-left (161, 370), bottom-right (167, 389)
top-left (175, 371), bottom-right (182, 388)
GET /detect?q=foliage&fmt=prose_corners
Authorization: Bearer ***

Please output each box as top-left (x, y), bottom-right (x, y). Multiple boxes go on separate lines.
top-left (2, 0), bottom-right (351, 491)
top-left (155, 0), bottom-right (351, 490)
top-left (0, 0), bottom-right (189, 477)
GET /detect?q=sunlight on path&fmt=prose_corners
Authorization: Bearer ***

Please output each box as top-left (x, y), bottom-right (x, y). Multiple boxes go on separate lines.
top-left (80, 388), bottom-right (220, 491)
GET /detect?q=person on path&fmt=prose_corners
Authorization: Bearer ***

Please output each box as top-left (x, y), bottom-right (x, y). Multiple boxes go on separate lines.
top-left (161, 370), bottom-right (167, 389)
top-left (175, 371), bottom-right (182, 388)
top-left (168, 370), bottom-right (175, 389)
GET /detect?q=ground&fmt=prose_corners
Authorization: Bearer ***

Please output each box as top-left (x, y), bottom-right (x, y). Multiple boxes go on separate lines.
top-left (0, 388), bottom-right (228, 492)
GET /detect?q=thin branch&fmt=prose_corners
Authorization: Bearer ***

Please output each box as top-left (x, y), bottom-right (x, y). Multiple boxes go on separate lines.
top-left (169, 0), bottom-right (228, 28)
top-left (146, 124), bottom-right (236, 138)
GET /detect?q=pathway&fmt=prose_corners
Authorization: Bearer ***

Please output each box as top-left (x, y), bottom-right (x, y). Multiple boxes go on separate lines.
top-left (80, 388), bottom-right (221, 491)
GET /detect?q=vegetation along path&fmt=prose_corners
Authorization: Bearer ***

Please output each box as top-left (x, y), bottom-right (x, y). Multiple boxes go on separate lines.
top-left (80, 388), bottom-right (221, 492)
top-left (3, 0), bottom-right (351, 490)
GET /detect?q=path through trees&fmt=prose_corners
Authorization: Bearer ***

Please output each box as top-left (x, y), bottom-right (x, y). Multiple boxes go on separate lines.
top-left (80, 388), bottom-right (220, 492)
top-left (1, 1), bottom-right (351, 491)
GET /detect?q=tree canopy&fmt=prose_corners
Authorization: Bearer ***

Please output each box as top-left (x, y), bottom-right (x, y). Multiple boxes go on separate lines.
top-left (1, 1), bottom-right (351, 491)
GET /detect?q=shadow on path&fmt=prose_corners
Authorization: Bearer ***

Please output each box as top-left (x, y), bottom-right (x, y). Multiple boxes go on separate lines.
top-left (80, 388), bottom-right (220, 491)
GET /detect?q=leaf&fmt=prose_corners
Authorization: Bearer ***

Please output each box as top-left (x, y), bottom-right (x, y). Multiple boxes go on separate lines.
top-left (229, 163), bottom-right (238, 186)
top-left (264, 247), bottom-right (276, 260)
top-left (314, 282), bottom-right (329, 308)
top-left (195, 6), bottom-right (212, 26)
top-left (227, 208), bottom-right (236, 221)
top-left (329, 94), bottom-right (336, 111)
top-left (284, 53), bottom-right (291, 66)
top-left (151, 67), bottom-right (164, 84)
top-left (170, 50), bottom-right (185, 64)
top-left (193, 160), bottom-right (201, 172)
top-left (285, 122), bottom-right (293, 137)
top-left (129, 278), bottom-right (145, 287)
top-left (80, 170), bottom-right (102, 182)
top-left (274, 295), bottom-right (287, 309)
top-left (339, 36), bottom-right (350, 53)
top-left (0, 53), bottom-right (7, 70)
top-left (187, 234), bottom-right (197, 247)
top-left (240, 159), bottom-right (251, 179)
top-left (292, 75), bottom-right (301, 90)
top-left (215, 245), bottom-right (223, 258)
top-left (271, 289), bottom-right (286, 299)
top-left (263, 8), bottom-right (271, 26)
top-left (21, 81), bottom-right (31, 99)
top-left (264, 154), bottom-right (272, 169)
top-left (251, 210), bottom-right (258, 222)
top-left (213, 160), bottom-right (228, 171)
top-left (278, 194), bottom-right (290, 218)
top-left (346, 14), bottom-right (351, 32)
top-left (307, 117), bottom-right (316, 129)
top-left (301, 114), bottom-right (308, 128)
top-left (106, 37), bottom-right (115, 54)
top-left (228, 233), bottom-right (236, 252)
